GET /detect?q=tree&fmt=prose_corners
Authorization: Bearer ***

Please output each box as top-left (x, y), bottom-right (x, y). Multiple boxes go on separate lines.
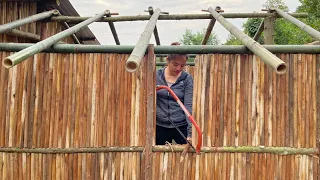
top-left (224, 34), bottom-right (242, 45)
top-left (237, 0), bottom-right (315, 45)
top-left (179, 28), bottom-right (220, 45)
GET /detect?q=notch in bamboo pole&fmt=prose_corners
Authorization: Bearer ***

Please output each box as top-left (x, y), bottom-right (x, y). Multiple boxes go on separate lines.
top-left (270, 7), bottom-right (320, 41)
top-left (0, 10), bottom-right (59, 34)
top-left (208, 7), bottom-right (286, 74)
top-left (2, 10), bottom-right (110, 68)
top-left (125, 8), bottom-right (161, 72)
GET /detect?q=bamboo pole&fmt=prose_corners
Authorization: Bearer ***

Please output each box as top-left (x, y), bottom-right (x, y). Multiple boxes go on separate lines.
top-left (6, 29), bottom-right (40, 41)
top-left (61, 22), bottom-right (81, 44)
top-left (0, 43), bottom-right (319, 54)
top-left (202, 18), bottom-right (216, 45)
top-left (0, 10), bottom-right (59, 34)
top-left (0, 146), bottom-right (317, 154)
top-left (2, 10), bottom-right (109, 68)
top-left (208, 7), bottom-right (286, 74)
top-left (125, 8), bottom-right (161, 72)
top-left (49, 13), bottom-right (309, 23)
top-left (148, 7), bottom-right (161, 46)
top-left (253, 19), bottom-right (264, 41)
top-left (106, 12), bottom-right (120, 45)
top-left (271, 7), bottom-right (320, 41)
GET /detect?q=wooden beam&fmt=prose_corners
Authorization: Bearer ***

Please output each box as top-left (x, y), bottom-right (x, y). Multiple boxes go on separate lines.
top-left (201, 19), bottom-right (216, 45)
top-left (144, 44), bottom-right (155, 180)
top-left (253, 19), bottom-right (264, 41)
top-left (264, 12), bottom-right (275, 44)
top-left (106, 13), bottom-right (120, 45)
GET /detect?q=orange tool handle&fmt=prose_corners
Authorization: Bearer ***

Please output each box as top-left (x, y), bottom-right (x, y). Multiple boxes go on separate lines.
top-left (156, 85), bottom-right (202, 154)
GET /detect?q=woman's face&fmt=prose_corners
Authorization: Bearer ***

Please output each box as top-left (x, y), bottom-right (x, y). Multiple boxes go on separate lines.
top-left (166, 56), bottom-right (187, 76)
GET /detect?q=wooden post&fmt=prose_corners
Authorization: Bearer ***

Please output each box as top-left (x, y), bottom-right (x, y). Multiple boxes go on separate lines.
top-left (264, 12), bottom-right (275, 44)
top-left (316, 54), bottom-right (320, 179)
top-left (144, 44), bottom-right (155, 179)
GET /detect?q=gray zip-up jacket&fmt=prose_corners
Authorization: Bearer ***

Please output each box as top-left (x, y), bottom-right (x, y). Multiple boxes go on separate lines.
top-left (156, 68), bottom-right (193, 138)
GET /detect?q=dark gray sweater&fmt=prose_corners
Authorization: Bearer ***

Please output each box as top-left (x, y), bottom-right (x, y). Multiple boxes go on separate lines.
top-left (156, 68), bottom-right (193, 138)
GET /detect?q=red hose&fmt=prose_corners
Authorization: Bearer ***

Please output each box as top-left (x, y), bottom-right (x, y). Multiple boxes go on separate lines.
top-left (156, 85), bottom-right (202, 154)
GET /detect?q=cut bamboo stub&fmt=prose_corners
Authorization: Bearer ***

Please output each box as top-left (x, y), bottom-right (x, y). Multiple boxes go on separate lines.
top-left (208, 7), bottom-right (287, 74)
top-left (2, 10), bottom-right (110, 68)
top-left (125, 8), bottom-right (161, 72)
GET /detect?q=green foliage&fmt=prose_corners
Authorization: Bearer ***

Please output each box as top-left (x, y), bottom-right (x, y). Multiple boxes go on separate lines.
top-left (224, 34), bottom-right (242, 45)
top-left (237, 0), bottom-right (316, 45)
top-left (298, 0), bottom-right (320, 16)
top-left (179, 28), bottom-right (220, 45)
top-left (262, 0), bottom-right (289, 11)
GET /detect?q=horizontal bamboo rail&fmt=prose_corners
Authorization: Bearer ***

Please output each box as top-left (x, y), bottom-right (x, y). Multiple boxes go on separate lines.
top-left (0, 146), bottom-right (317, 155)
top-left (49, 13), bottom-right (309, 23)
top-left (0, 43), bottom-right (319, 54)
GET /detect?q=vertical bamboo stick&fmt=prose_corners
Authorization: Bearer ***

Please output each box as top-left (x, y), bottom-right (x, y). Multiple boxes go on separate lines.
top-left (237, 55), bottom-right (243, 146)
top-left (295, 54), bottom-right (301, 148)
top-left (264, 61), bottom-right (270, 147)
top-left (62, 54), bottom-right (70, 148)
top-left (212, 55), bottom-right (218, 146)
top-left (223, 55), bottom-right (230, 146)
top-left (248, 55), bottom-right (253, 146)
top-left (207, 55), bottom-right (213, 147)
top-left (90, 53), bottom-right (96, 147)
top-left (251, 55), bottom-right (258, 146)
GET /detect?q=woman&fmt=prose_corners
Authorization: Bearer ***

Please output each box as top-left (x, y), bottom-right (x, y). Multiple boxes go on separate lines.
top-left (156, 42), bottom-right (193, 146)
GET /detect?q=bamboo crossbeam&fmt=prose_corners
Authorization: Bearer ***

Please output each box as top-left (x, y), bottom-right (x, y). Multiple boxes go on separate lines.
top-left (0, 43), bottom-right (319, 54)
top-left (6, 29), bottom-right (40, 41)
top-left (156, 62), bottom-right (195, 66)
top-left (0, 10), bottom-right (59, 34)
top-left (208, 7), bottom-right (286, 74)
top-left (106, 13), bottom-right (120, 45)
top-left (61, 22), bottom-right (81, 44)
top-left (49, 13), bottom-right (309, 23)
top-left (2, 10), bottom-right (109, 68)
top-left (253, 19), bottom-right (264, 41)
top-left (271, 7), bottom-right (320, 41)
top-left (125, 8), bottom-right (161, 72)
top-left (0, 146), bottom-right (317, 155)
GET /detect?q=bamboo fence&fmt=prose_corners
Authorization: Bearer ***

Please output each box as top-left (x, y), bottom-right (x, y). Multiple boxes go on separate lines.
top-left (191, 54), bottom-right (319, 149)
top-left (0, 52), bottom-right (318, 179)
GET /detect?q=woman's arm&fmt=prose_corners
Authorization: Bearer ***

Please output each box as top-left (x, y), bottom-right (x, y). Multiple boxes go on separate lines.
top-left (184, 75), bottom-right (194, 138)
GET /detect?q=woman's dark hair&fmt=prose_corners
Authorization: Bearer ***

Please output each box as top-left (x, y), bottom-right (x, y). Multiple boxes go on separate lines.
top-left (167, 42), bottom-right (188, 61)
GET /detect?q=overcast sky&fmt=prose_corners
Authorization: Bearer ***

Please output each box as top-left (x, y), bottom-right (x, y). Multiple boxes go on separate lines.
top-left (70, 0), bottom-right (301, 45)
